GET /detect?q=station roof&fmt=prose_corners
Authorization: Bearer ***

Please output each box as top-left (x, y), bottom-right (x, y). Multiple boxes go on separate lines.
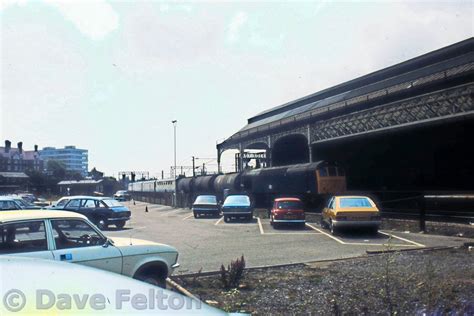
top-left (228, 38), bottom-right (474, 138)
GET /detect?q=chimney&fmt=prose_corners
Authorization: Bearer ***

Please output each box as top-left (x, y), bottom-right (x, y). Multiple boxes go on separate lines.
top-left (18, 142), bottom-right (23, 154)
top-left (34, 145), bottom-right (38, 152)
top-left (5, 140), bottom-right (11, 153)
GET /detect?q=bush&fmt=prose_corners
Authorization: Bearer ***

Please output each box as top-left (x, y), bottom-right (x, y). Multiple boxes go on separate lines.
top-left (220, 255), bottom-right (246, 289)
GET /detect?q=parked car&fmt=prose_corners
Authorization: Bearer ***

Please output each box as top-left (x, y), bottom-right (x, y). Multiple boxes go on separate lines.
top-left (0, 210), bottom-right (180, 288)
top-left (53, 196), bottom-right (131, 229)
top-left (7, 195), bottom-right (42, 209)
top-left (0, 256), bottom-right (225, 315)
top-left (222, 195), bottom-right (253, 222)
top-left (114, 190), bottom-right (131, 201)
top-left (48, 195), bottom-right (88, 209)
top-left (270, 197), bottom-right (306, 228)
top-left (321, 195), bottom-right (382, 235)
top-left (192, 195), bottom-right (220, 218)
top-left (0, 196), bottom-right (23, 211)
top-left (34, 197), bottom-right (50, 207)
top-left (18, 193), bottom-right (37, 204)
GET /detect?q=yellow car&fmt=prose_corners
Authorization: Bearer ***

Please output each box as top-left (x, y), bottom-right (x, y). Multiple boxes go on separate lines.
top-left (321, 196), bottom-right (381, 235)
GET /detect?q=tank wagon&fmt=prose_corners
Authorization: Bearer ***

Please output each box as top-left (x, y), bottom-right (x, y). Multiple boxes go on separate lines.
top-left (129, 161), bottom-right (346, 209)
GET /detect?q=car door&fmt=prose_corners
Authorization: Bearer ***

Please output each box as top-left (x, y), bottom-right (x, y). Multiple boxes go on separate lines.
top-left (63, 198), bottom-right (81, 212)
top-left (49, 218), bottom-right (122, 274)
top-left (0, 220), bottom-right (54, 259)
top-left (78, 199), bottom-right (99, 221)
top-left (322, 197), bottom-right (335, 223)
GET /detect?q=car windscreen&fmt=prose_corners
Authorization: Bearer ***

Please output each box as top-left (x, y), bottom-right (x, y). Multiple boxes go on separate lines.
top-left (339, 198), bottom-right (372, 208)
top-left (116, 191), bottom-right (126, 194)
top-left (277, 201), bottom-right (303, 210)
top-left (223, 195), bottom-right (250, 207)
top-left (194, 196), bottom-right (217, 205)
top-left (102, 199), bottom-right (123, 207)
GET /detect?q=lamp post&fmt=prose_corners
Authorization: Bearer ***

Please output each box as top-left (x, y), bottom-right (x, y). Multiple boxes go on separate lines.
top-left (172, 120), bottom-right (177, 207)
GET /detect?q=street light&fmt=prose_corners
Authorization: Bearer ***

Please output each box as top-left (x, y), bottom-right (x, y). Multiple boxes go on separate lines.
top-left (172, 120), bottom-right (177, 207)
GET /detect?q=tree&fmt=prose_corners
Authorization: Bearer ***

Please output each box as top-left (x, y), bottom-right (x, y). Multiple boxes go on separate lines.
top-left (47, 160), bottom-right (66, 179)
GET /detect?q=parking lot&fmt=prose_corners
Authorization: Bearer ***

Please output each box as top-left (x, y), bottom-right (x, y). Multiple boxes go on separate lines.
top-left (107, 201), bottom-right (471, 274)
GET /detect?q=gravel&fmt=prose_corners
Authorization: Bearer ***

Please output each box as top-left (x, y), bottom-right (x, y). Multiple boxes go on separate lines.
top-left (175, 248), bottom-right (474, 315)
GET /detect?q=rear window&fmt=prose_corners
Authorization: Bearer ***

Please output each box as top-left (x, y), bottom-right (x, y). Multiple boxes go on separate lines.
top-left (277, 201), bottom-right (303, 210)
top-left (102, 199), bottom-right (122, 207)
top-left (223, 195), bottom-right (250, 207)
top-left (339, 198), bottom-right (372, 208)
top-left (194, 195), bottom-right (217, 205)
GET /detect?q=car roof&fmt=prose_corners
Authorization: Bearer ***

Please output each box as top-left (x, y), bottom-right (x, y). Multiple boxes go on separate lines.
top-left (274, 197), bottom-right (302, 202)
top-left (334, 195), bottom-right (372, 199)
top-left (0, 210), bottom-right (87, 223)
top-left (0, 196), bottom-right (15, 201)
top-left (66, 196), bottom-right (113, 200)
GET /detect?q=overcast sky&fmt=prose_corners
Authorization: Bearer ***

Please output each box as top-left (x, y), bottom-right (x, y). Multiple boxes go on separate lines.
top-left (1, 0), bottom-right (472, 178)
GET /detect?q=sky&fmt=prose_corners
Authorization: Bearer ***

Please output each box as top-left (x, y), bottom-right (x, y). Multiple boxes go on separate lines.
top-left (0, 0), bottom-right (472, 178)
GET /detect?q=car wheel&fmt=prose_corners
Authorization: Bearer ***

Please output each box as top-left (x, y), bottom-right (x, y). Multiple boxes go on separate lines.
top-left (137, 274), bottom-right (167, 288)
top-left (270, 215), bottom-right (274, 226)
top-left (370, 227), bottom-right (379, 235)
top-left (224, 215), bottom-right (230, 223)
top-left (115, 221), bottom-right (126, 229)
top-left (96, 218), bottom-right (108, 230)
top-left (329, 220), bottom-right (337, 235)
top-left (320, 218), bottom-right (326, 228)
top-left (29, 223), bottom-right (41, 232)
top-left (194, 212), bottom-right (199, 218)
top-left (298, 222), bottom-right (306, 229)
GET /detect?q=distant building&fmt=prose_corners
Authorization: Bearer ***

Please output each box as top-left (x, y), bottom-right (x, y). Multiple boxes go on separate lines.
top-left (41, 146), bottom-right (88, 177)
top-left (0, 140), bottom-right (43, 173)
top-left (57, 178), bottom-right (118, 196)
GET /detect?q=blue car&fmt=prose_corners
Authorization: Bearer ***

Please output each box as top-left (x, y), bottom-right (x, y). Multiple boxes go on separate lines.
top-left (222, 195), bottom-right (253, 223)
top-left (192, 195), bottom-right (220, 218)
top-left (53, 196), bottom-right (131, 229)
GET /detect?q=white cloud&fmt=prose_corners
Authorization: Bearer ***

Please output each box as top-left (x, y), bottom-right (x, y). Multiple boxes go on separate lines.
top-left (227, 11), bottom-right (248, 43)
top-left (44, 0), bottom-right (119, 40)
top-left (0, 0), bottom-right (27, 10)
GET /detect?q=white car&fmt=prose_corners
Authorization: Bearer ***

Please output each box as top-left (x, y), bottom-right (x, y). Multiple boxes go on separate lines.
top-left (0, 256), bottom-right (227, 315)
top-left (0, 210), bottom-right (179, 287)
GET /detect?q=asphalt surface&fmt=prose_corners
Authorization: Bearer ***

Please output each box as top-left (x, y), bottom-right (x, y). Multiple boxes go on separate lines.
top-left (106, 201), bottom-right (472, 274)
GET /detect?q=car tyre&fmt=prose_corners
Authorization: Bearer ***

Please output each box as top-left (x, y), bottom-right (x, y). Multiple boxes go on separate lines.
top-left (96, 218), bottom-right (108, 230)
top-left (29, 223), bottom-right (41, 232)
top-left (137, 274), bottom-right (167, 288)
top-left (320, 218), bottom-right (327, 229)
top-left (270, 215), bottom-right (274, 226)
top-left (194, 212), bottom-right (199, 219)
top-left (224, 215), bottom-right (230, 223)
top-left (115, 221), bottom-right (126, 229)
top-left (329, 220), bottom-right (337, 235)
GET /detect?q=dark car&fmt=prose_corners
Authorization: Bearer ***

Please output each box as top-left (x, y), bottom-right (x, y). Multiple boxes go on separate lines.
top-left (222, 195), bottom-right (253, 222)
top-left (192, 195), bottom-right (220, 218)
top-left (55, 196), bottom-right (131, 229)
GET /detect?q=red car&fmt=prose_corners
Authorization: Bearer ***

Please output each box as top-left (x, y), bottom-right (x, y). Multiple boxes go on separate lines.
top-left (270, 197), bottom-right (306, 228)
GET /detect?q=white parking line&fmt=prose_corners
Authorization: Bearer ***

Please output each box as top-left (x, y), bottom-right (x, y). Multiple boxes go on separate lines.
top-left (182, 214), bottom-right (194, 220)
top-left (214, 217), bottom-right (223, 225)
top-left (305, 223), bottom-right (423, 247)
top-left (305, 223), bottom-right (346, 244)
top-left (258, 218), bottom-right (321, 235)
top-left (379, 231), bottom-right (425, 247)
top-left (257, 217), bottom-right (265, 235)
top-left (160, 209), bottom-right (185, 217)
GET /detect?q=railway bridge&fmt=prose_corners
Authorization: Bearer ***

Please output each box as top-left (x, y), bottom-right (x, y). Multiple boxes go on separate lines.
top-left (217, 38), bottom-right (474, 191)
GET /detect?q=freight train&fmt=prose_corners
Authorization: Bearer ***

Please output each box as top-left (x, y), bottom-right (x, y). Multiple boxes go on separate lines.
top-left (128, 161), bottom-right (346, 209)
